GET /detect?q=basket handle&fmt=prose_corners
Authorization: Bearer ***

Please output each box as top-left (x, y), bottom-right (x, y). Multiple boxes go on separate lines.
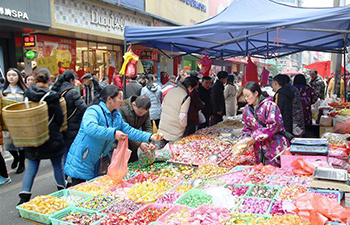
top-left (39, 92), bottom-right (51, 105)
top-left (24, 97), bottom-right (30, 109)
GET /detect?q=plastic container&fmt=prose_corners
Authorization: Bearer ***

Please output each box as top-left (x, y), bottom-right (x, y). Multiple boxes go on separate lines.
top-left (307, 189), bottom-right (342, 204)
top-left (231, 165), bottom-right (253, 172)
top-left (245, 185), bottom-right (280, 199)
top-left (16, 204), bottom-right (68, 225)
top-left (175, 189), bottom-right (212, 208)
top-left (127, 173), bottom-right (159, 184)
top-left (49, 206), bottom-right (106, 225)
top-left (225, 183), bottom-right (253, 197)
top-left (235, 197), bottom-right (273, 216)
top-left (134, 203), bottom-right (170, 222)
top-left (50, 189), bottom-right (92, 206)
top-left (157, 205), bottom-right (194, 223)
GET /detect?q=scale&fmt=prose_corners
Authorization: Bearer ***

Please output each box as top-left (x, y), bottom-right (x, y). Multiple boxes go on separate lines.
top-left (290, 138), bottom-right (328, 155)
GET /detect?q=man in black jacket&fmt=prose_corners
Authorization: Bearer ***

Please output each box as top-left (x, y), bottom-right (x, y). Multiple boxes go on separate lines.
top-left (272, 74), bottom-right (295, 134)
top-left (125, 75), bottom-right (142, 99)
top-left (198, 76), bottom-right (212, 129)
top-left (211, 71), bottom-right (228, 125)
top-left (119, 95), bottom-right (155, 162)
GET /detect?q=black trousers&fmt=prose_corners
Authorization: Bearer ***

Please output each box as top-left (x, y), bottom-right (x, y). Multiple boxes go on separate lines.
top-left (0, 153), bottom-right (8, 178)
top-left (184, 120), bottom-right (197, 137)
top-left (211, 114), bottom-right (223, 126)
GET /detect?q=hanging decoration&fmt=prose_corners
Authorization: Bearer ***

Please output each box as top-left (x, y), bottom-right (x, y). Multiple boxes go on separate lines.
top-left (119, 46), bottom-right (139, 77)
top-left (199, 50), bottom-right (212, 76)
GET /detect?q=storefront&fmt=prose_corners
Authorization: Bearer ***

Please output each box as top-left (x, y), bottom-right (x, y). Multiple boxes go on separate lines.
top-left (29, 0), bottom-right (152, 80)
top-left (0, 0), bottom-right (51, 76)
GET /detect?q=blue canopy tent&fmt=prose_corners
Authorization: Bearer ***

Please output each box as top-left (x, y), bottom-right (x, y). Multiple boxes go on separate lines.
top-left (124, 0), bottom-right (350, 59)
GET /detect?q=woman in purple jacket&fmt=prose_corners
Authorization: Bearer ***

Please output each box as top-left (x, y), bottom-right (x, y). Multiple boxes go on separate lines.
top-left (242, 82), bottom-right (289, 166)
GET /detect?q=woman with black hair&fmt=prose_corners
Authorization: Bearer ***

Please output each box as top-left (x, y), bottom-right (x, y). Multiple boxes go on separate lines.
top-left (242, 81), bottom-right (289, 167)
top-left (293, 74), bottom-right (318, 129)
top-left (2, 68), bottom-right (27, 174)
top-left (140, 74), bottom-right (162, 128)
top-left (64, 85), bottom-right (162, 186)
top-left (52, 70), bottom-right (87, 162)
top-left (18, 68), bottom-right (65, 205)
top-left (224, 74), bottom-right (238, 117)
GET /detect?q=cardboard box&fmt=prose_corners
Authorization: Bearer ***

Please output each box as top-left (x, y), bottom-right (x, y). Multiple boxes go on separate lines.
top-left (319, 126), bottom-right (333, 137)
top-left (319, 115), bottom-right (333, 127)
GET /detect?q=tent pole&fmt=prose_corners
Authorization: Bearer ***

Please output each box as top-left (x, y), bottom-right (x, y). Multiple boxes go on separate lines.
top-left (267, 29), bottom-right (269, 57)
top-left (344, 37), bottom-right (348, 101)
top-left (245, 31), bottom-right (249, 57)
top-left (123, 41), bottom-right (127, 97)
top-left (284, 27), bottom-right (350, 34)
top-left (221, 51), bottom-right (224, 71)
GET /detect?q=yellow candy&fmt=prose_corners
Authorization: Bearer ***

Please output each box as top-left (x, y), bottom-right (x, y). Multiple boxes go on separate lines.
top-left (20, 195), bottom-right (69, 214)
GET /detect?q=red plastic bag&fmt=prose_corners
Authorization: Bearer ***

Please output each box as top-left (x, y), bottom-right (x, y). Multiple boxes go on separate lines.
top-left (199, 53), bottom-right (212, 76)
top-left (253, 163), bottom-right (275, 175)
top-left (292, 192), bottom-right (350, 225)
top-left (107, 138), bottom-right (131, 183)
top-left (291, 158), bottom-right (315, 176)
top-left (333, 118), bottom-right (350, 134)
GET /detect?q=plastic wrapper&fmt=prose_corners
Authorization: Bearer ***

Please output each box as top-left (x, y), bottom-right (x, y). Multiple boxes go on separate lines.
top-left (328, 157), bottom-right (350, 172)
top-left (138, 150), bottom-right (155, 167)
top-left (333, 118), bottom-right (350, 134)
top-left (107, 139), bottom-right (131, 183)
top-left (291, 158), bottom-right (315, 176)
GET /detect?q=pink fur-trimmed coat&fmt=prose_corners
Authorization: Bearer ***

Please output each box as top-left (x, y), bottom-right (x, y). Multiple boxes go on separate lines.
top-left (242, 97), bottom-right (290, 166)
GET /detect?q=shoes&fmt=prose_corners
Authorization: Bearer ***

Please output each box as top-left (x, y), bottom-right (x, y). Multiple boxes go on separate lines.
top-left (11, 159), bottom-right (18, 169)
top-left (16, 165), bottom-right (25, 174)
top-left (0, 176), bottom-right (12, 186)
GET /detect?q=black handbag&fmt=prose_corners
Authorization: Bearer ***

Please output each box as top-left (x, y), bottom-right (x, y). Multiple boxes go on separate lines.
top-left (98, 141), bottom-right (110, 176)
top-left (97, 105), bottom-right (111, 176)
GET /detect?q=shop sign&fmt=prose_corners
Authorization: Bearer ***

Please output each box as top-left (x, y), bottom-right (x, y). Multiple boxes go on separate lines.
top-left (135, 50), bottom-right (158, 61)
top-left (178, 0), bottom-right (207, 13)
top-left (23, 35), bottom-right (36, 48)
top-left (90, 10), bottom-right (126, 31)
top-left (25, 50), bottom-right (36, 59)
top-left (0, 7), bottom-right (29, 20)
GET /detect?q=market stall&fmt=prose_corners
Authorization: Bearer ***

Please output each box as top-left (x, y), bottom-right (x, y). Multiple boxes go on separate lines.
top-left (16, 115), bottom-right (350, 225)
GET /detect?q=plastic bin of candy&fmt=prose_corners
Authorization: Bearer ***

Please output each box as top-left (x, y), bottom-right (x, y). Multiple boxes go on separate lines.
top-left (307, 189), bottom-right (342, 204)
top-left (245, 185), bottom-right (280, 199)
top-left (126, 173), bottom-right (159, 184)
top-left (50, 189), bottom-right (92, 206)
top-left (76, 194), bottom-right (120, 212)
top-left (174, 189), bottom-right (212, 208)
top-left (157, 205), bottom-right (195, 223)
top-left (225, 183), bottom-right (253, 197)
top-left (49, 206), bottom-right (106, 225)
top-left (16, 202), bottom-right (69, 225)
top-left (235, 197), bottom-right (273, 216)
top-left (133, 203), bottom-right (171, 223)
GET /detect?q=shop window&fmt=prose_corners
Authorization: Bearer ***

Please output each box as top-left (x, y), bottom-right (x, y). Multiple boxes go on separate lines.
top-left (76, 40), bottom-right (87, 72)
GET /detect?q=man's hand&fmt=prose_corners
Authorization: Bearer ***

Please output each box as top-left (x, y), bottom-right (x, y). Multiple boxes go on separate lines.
top-left (140, 142), bottom-right (150, 152)
top-left (217, 111), bottom-right (222, 115)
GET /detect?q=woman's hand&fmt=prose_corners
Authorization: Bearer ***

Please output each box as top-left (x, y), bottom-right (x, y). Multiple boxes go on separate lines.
top-left (256, 134), bottom-right (268, 141)
top-left (150, 133), bottom-right (164, 142)
top-left (114, 131), bottom-right (127, 141)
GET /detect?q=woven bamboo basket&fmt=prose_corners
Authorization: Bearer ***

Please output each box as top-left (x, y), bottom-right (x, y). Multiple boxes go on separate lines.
top-left (59, 97), bottom-right (67, 132)
top-left (2, 101), bottom-right (49, 147)
top-left (1, 98), bottom-right (18, 131)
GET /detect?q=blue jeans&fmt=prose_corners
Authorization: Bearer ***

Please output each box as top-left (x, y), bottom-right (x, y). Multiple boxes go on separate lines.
top-left (21, 157), bottom-right (65, 193)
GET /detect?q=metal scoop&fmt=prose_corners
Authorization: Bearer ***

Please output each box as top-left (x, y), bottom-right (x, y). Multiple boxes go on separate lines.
top-left (208, 141), bottom-right (233, 162)
top-left (191, 178), bottom-right (203, 187)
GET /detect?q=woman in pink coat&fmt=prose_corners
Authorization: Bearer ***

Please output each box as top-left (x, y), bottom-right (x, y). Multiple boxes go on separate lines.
top-left (242, 82), bottom-right (289, 167)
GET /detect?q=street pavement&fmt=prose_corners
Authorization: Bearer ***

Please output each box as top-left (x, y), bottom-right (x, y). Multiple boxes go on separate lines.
top-left (0, 158), bottom-right (58, 225)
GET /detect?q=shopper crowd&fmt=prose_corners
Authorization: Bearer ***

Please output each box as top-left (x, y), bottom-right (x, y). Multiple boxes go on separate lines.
top-left (0, 65), bottom-right (338, 208)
